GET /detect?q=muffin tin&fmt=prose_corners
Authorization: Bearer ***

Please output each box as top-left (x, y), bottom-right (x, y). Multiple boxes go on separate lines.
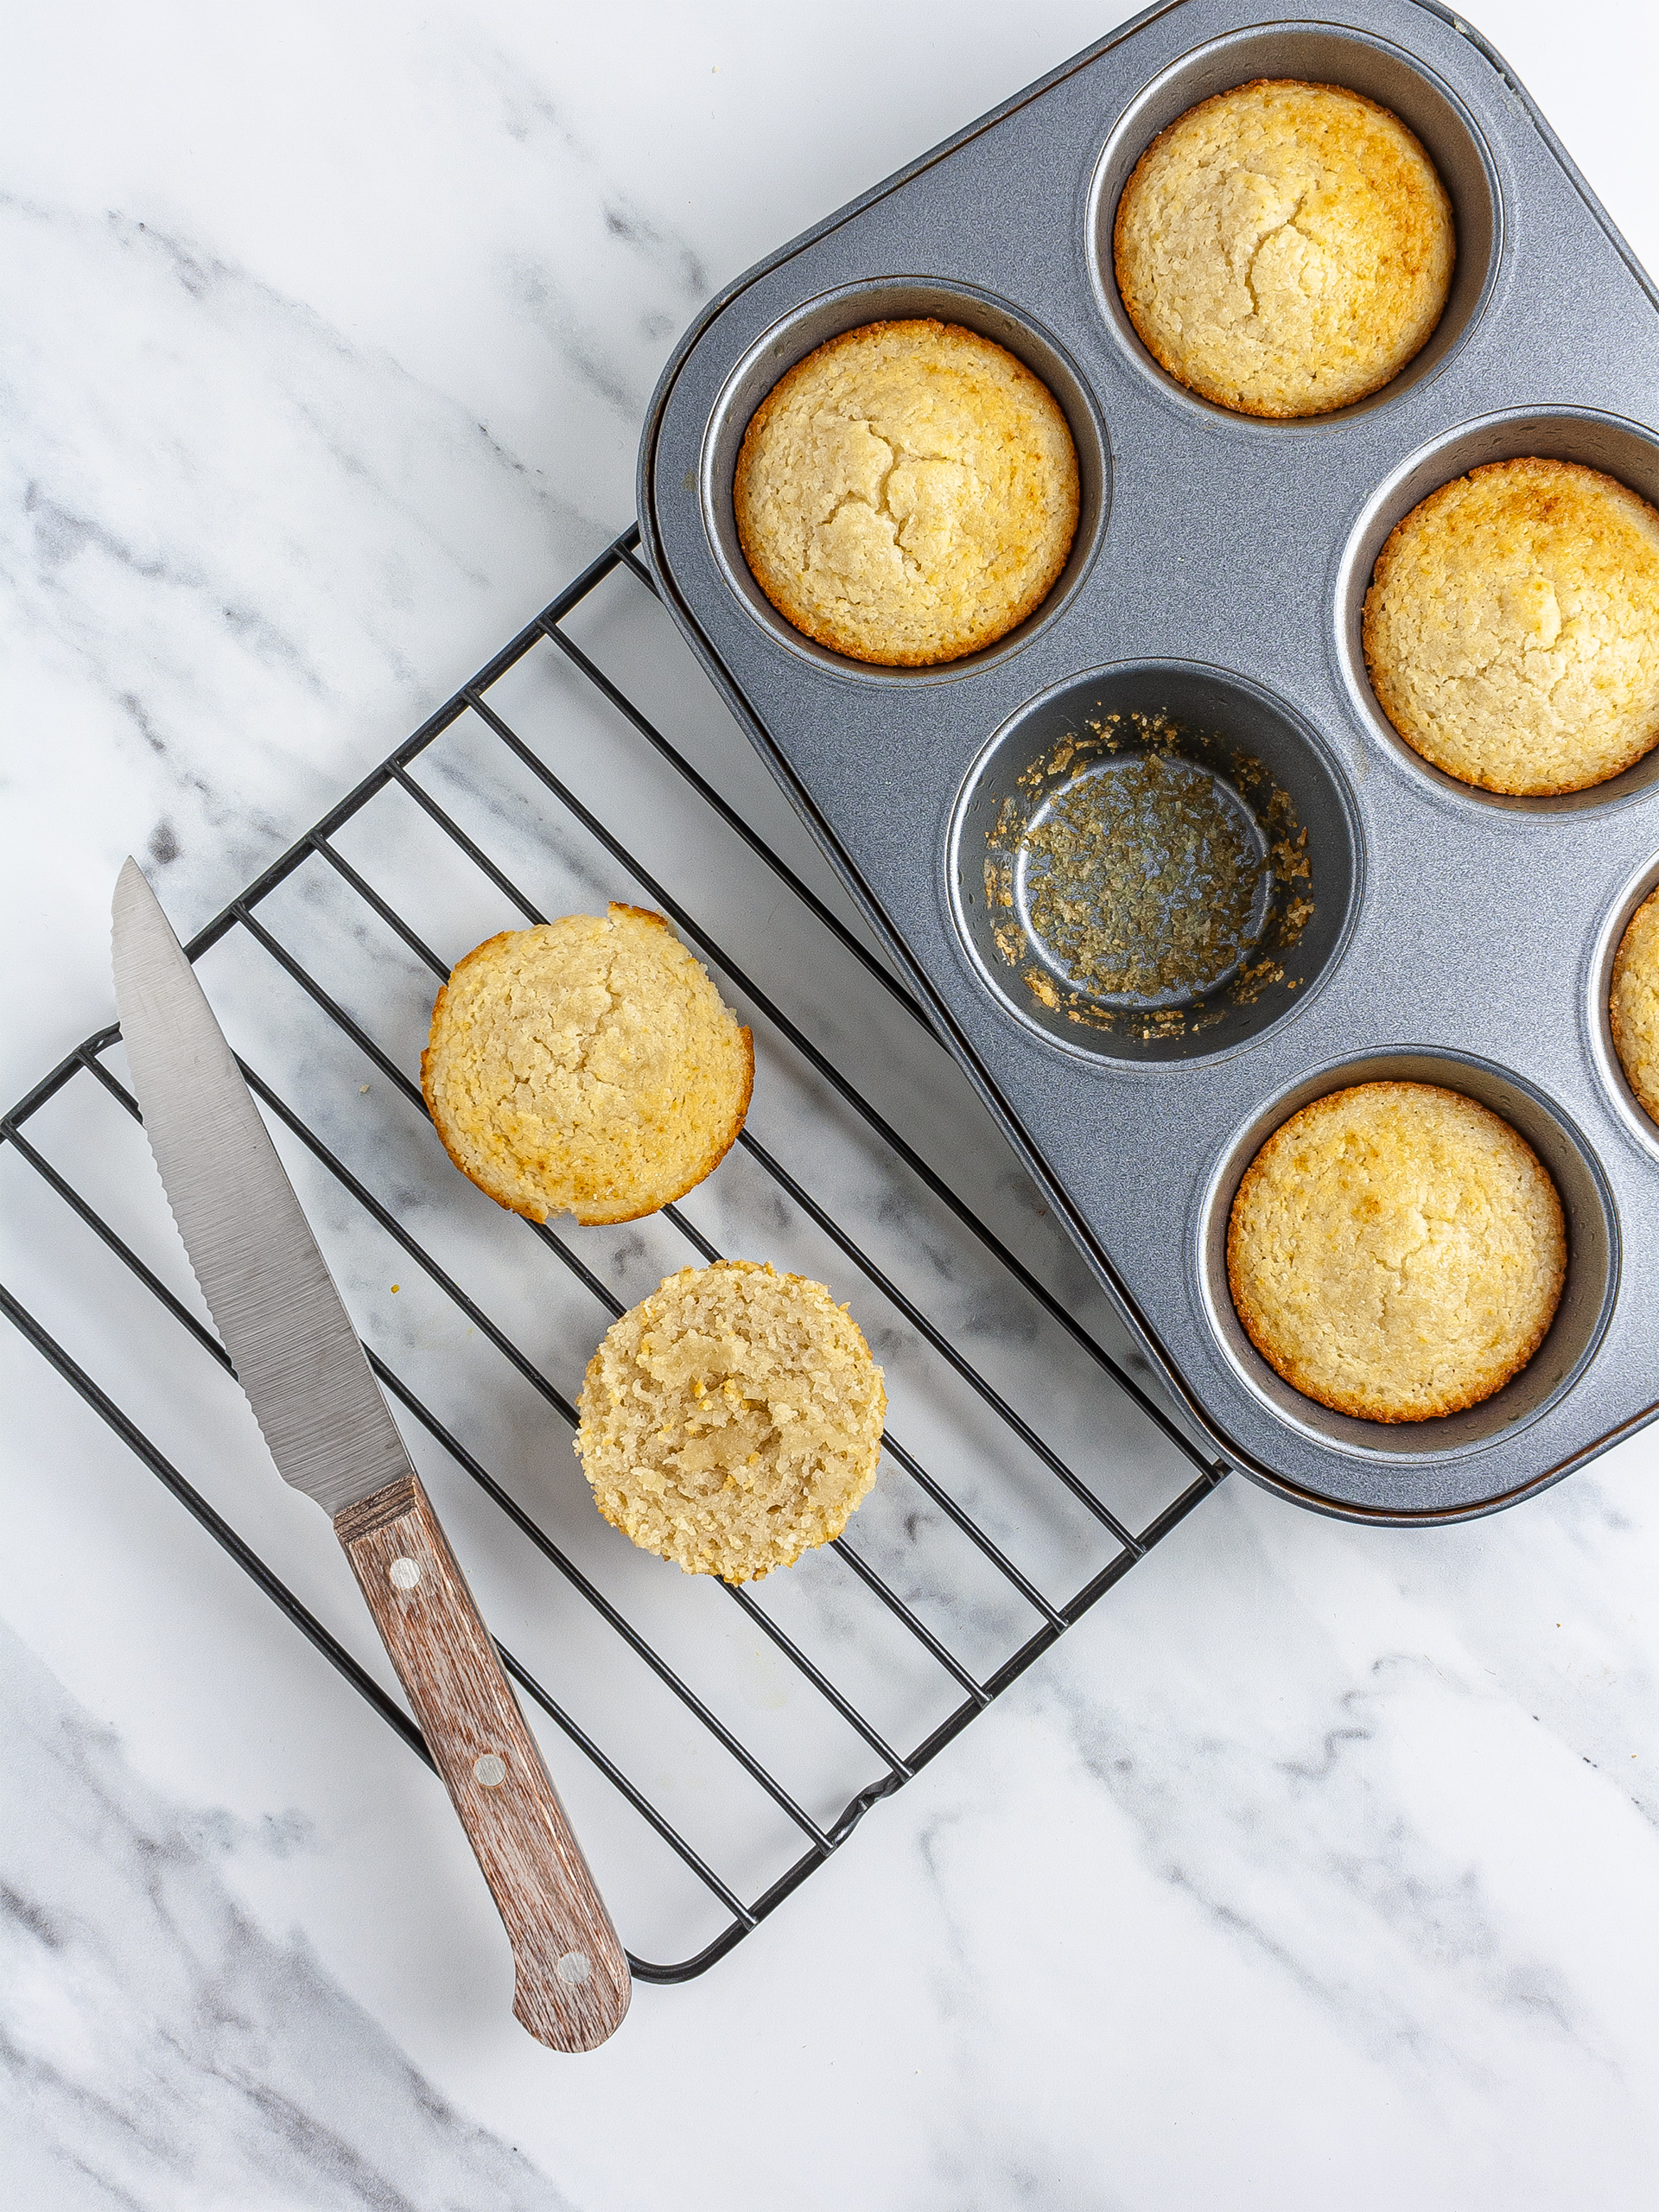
top-left (639, 0), bottom-right (1659, 1524)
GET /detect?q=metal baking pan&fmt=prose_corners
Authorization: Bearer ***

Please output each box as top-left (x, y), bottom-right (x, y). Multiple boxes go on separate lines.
top-left (638, 0), bottom-right (1659, 1525)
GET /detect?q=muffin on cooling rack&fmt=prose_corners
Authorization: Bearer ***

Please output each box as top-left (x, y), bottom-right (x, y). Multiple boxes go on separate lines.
top-left (1113, 79), bottom-right (1454, 417)
top-left (575, 1261), bottom-right (887, 1581)
top-left (1611, 886), bottom-right (1659, 1123)
top-left (734, 317), bottom-right (1079, 667)
top-left (422, 906), bottom-right (752, 1226)
top-left (1227, 1081), bottom-right (1566, 1422)
top-left (1363, 457), bottom-right (1659, 794)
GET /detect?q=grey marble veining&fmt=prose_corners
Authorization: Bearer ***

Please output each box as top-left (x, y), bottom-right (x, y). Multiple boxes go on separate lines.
top-left (1, 1624), bottom-right (569, 2210)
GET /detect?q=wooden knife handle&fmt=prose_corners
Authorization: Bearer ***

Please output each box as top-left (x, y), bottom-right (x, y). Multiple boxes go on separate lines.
top-left (335, 1474), bottom-right (630, 2051)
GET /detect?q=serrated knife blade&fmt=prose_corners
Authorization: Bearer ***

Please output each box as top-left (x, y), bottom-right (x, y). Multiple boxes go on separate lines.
top-left (111, 858), bottom-right (411, 1516)
top-left (110, 856), bottom-right (630, 2051)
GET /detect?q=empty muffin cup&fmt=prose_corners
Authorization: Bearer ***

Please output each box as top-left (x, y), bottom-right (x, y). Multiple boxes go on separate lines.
top-left (949, 663), bottom-right (1358, 1064)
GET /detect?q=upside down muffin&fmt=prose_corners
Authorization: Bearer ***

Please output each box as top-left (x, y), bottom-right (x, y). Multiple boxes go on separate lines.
top-left (575, 1262), bottom-right (886, 1580)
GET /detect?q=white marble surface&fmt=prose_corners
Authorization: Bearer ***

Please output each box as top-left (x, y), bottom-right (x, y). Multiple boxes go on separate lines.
top-left (5, 2), bottom-right (1659, 2203)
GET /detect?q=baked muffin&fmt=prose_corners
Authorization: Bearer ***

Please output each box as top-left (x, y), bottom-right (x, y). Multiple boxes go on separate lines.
top-left (1611, 887), bottom-right (1659, 1123)
top-left (734, 318), bottom-right (1079, 666)
top-left (1113, 79), bottom-right (1454, 418)
top-left (1227, 1081), bottom-right (1566, 1422)
top-left (1363, 458), bottom-right (1659, 794)
top-left (575, 1262), bottom-right (887, 1581)
top-left (422, 906), bottom-right (753, 1226)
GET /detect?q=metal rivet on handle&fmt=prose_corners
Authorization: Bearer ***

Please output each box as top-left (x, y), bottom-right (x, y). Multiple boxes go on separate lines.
top-left (388, 1557), bottom-right (422, 1590)
top-left (474, 1752), bottom-right (507, 1787)
top-left (557, 1951), bottom-right (592, 1986)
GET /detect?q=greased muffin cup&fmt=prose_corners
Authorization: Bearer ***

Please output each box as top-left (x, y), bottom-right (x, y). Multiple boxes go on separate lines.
top-left (640, 0), bottom-right (1659, 1525)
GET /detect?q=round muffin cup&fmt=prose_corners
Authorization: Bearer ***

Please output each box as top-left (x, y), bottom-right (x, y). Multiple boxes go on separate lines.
top-left (1335, 408), bottom-right (1659, 814)
top-left (1196, 1051), bottom-right (1618, 1464)
top-left (948, 661), bottom-right (1360, 1065)
top-left (1087, 23), bottom-right (1499, 428)
top-left (700, 278), bottom-right (1109, 684)
top-left (1586, 855), bottom-right (1659, 1163)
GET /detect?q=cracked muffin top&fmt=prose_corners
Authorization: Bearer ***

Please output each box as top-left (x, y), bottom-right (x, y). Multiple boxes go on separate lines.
top-left (1363, 458), bottom-right (1659, 795)
top-left (1226, 1081), bottom-right (1566, 1424)
top-left (1113, 79), bottom-right (1454, 419)
top-left (422, 906), bottom-right (753, 1227)
top-left (733, 318), bottom-right (1079, 667)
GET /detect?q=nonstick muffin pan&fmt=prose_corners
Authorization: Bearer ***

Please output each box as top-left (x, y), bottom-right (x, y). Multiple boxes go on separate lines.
top-left (639, 0), bottom-right (1659, 1524)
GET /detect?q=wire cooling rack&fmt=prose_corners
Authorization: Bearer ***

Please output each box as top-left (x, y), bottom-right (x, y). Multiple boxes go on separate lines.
top-left (1, 524), bottom-right (1225, 1981)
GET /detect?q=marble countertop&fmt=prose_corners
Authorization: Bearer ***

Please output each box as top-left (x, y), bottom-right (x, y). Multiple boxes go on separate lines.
top-left (5, 3), bottom-right (1659, 2203)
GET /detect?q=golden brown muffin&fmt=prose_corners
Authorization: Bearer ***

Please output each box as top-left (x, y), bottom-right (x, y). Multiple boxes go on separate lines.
top-left (1113, 79), bottom-right (1454, 418)
top-left (1363, 458), bottom-right (1659, 794)
top-left (733, 317), bottom-right (1079, 666)
top-left (575, 1261), bottom-right (887, 1581)
top-left (1227, 1081), bottom-right (1566, 1422)
top-left (422, 906), bottom-right (753, 1226)
top-left (1611, 886), bottom-right (1659, 1123)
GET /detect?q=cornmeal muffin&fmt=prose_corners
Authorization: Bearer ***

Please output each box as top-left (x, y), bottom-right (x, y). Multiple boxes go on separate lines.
top-left (422, 906), bottom-right (753, 1226)
top-left (1227, 1081), bottom-right (1566, 1422)
top-left (1113, 79), bottom-right (1454, 418)
top-left (1363, 458), bottom-right (1659, 794)
top-left (575, 1262), bottom-right (887, 1581)
top-left (1611, 887), bottom-right (1659, 1123)
top-left (733, 318), bottom-right (1079, 666)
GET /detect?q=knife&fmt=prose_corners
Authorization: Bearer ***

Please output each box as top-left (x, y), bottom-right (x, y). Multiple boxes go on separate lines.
top-left (111, 858), bottom-right (630, 2052)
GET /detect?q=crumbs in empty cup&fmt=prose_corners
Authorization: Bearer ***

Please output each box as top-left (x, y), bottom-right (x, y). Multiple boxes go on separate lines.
top-left (982, 709), bottom-right (1314, 1043)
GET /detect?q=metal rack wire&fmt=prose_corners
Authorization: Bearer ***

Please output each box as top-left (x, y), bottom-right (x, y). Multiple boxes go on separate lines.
top-left (1, 524), bottom-right (1226, 1981)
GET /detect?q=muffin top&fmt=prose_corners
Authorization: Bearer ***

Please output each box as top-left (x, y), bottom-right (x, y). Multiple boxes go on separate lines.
top-left (1227, 1081), bottom-right (1566, 1423)
top-left (733, 318), bottom-right (1079, 667)
top-left (1611, 887), bottom-right (1659, 1125)
top-left (1363, 457), bottom-right (1659, 794)
top-left (575, 1261), bottom-right (887, 1582)
top-left (1113, 79), bottom-right (1454, 418)
top-left (421, 906), bottom-right (753, 1227)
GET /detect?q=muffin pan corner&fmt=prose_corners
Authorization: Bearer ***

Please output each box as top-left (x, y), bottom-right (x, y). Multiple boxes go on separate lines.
top-left (639, 0), bottom-right (1659, 1523)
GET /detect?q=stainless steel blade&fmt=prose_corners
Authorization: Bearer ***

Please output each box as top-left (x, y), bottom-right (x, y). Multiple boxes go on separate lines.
top-left (111, 857), bottom-right (415, 1517)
